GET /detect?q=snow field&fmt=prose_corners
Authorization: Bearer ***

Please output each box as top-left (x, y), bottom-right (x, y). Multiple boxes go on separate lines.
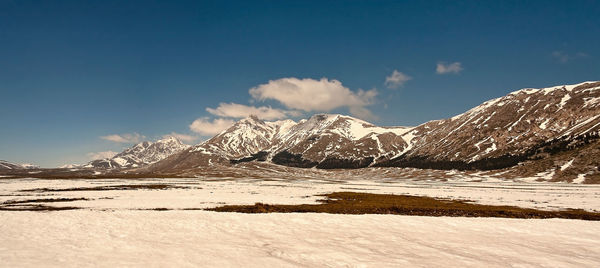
top-left (1, 211), bottom-right (599, 267)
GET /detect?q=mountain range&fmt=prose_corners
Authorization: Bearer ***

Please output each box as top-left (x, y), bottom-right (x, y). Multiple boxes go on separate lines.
top-left (1, 81), bottom-right (599, 183)
top-left (145, 81), bottom-right (600, 183)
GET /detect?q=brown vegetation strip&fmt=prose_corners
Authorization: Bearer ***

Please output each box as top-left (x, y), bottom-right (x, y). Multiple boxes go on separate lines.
top-left (0, 205), bottom-right (80, 211)
top-left (0, 198), bottom-right (88, 211)
top-left (208, 192), bottom-right (600, 221)
top-left (2, 197), bottom-right (89, 205)
top-left (20, 184), bottom-right (191, 192)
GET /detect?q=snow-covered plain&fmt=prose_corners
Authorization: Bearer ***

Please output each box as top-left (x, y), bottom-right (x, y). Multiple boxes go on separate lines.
top-left (2, 211), bottom-right (600, 267)
top-left (1, 174), bottom-right (599, 267)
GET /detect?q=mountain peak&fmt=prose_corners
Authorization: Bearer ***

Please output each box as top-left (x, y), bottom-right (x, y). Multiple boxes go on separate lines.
top-left (157, 136), bottom-right (183, 144)
top-left (309, 113), bottom-right (339, 121)
top-left (238, 114), bottom-right (265, 125)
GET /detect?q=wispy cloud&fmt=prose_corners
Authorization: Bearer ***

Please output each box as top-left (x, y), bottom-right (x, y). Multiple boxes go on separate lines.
top-left (551, 51), bottom-right (588, 63)
top-left (436, 62), bottom-right (463, 74)
top-left (189, 117), bottom-right (235, 136)
top-left (206, 103), bottom-right (301, 120)
top-left (87, 151), bottom-right (117, 160)
top-left (100, 133), bottom-right (145, 143)
top-left (384, 70), bottom-right (412, 89)
top-left (162, 132), bottom-right (199, 143)
top-left (249, 77), bottom-right (377, 119)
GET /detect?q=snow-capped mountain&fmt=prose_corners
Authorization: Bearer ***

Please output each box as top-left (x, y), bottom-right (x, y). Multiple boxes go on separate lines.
top-left (88, 136), bottom-right (190, 169)
top-left (197, 115), bottom-right (296, 159)
top-left (148, 81), bottom-right (600, 183)
top-left (147, 116), bottom-right (298, 170)
top-left (269, 114), bottom-right (412, 168)
top-left (0, 160), bottom-right (38, 170)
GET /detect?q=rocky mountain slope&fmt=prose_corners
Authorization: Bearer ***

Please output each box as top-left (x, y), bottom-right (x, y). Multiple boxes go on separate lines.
top-left (148, 81), bottom-right (600, 182)
top-left (0, 160), bottom-right (37, 170)
top-left (89, 137), bottom-right (189, 169)
top-left (375, 81), bottom-right (600, 175)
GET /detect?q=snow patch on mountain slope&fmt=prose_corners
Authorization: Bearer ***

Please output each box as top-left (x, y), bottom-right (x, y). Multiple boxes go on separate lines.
top-left (560, 159), bottom-right (575, 171)
top-left (539, 118), bottom-right (551, 130)
top-left (574, 174), bottom-right (586, 184)
top-left (557, 93), bottom-right (571, 110)
top-left (562, 114), bottom-right (600, 137)
top-left (391, 130), bottom-right (418, 158)
top-left (267, 119), bottom-right (297, 139)
top-left (343, 116), bottom-right (412, 140)
top-left (583, 96), bottom-right (600, 108)
top-left (277, 114), bottom-right (340, 142)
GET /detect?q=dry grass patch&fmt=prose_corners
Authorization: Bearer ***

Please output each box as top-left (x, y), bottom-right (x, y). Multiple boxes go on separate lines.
top-left (2, 197), bottom-right (89, 205)
top-left (208, 192), bottom-right (600, 221)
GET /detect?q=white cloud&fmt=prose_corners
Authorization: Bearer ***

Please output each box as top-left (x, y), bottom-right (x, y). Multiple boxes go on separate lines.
top-left (87, 151), bottom-right (118, 160)
top-left (206, 103), bottom-right (301, 120)
top-left (248, 77), bottom-right (377, 118)
top-left (384, 70), bottom-right (412, 88)
top-left (551, 51), bottom-right (588, 63)
top-left (436, 62), bottom-right (463, 74)
top-left (162, 132), bottom-right (199, 143)
top-left (189, 117), bottom-right (235, 136)
top-left (100, 133), bottom-right (145, 143)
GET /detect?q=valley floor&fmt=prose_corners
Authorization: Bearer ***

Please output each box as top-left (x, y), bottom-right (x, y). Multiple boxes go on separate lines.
top-left (1, 174), bottom-right (599, 267)
top-left (1, 175), bottom-right (598, 211)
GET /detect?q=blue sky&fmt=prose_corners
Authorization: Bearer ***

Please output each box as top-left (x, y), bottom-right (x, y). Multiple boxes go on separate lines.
top-left (1, 0), bottom-right (599, 167)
